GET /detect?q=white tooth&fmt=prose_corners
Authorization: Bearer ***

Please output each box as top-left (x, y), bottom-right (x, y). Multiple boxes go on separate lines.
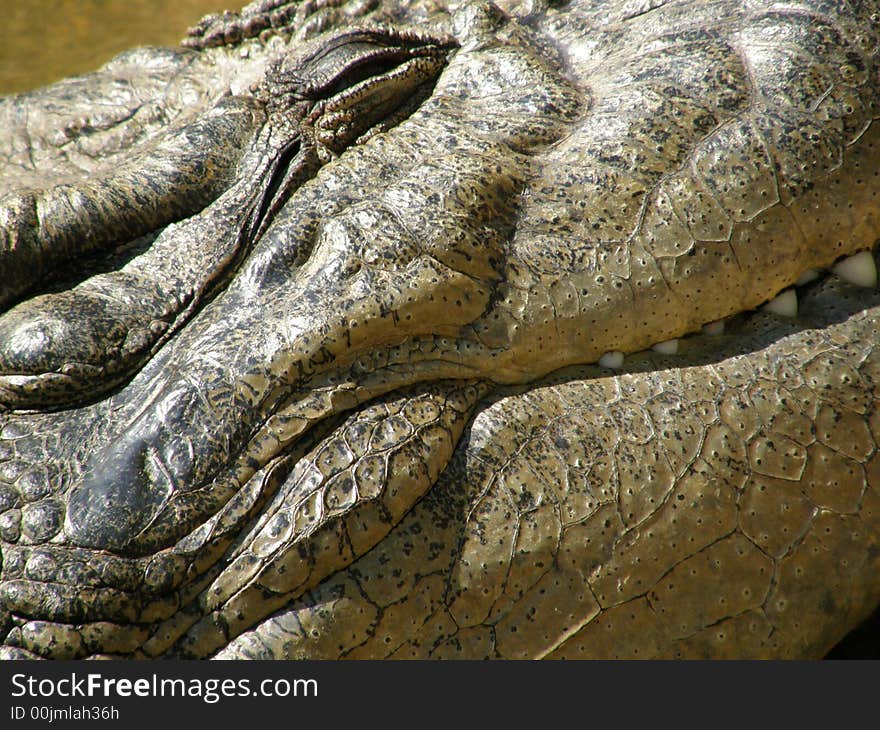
top-left (795, 269), bottom-right (820, 286)
top-left (832, 250), bottom-right (877, 288)
top-left (701, 320), bottom-right (725, 336)
top-left (598, 351), bottom-right (624, 369)
top-left (651, 339), bottom-right (679, 355)
top-left (762, 289), bottom-right (798, 317)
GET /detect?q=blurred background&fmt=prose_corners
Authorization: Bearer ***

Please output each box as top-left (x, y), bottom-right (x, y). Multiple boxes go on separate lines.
top-left (0, 0), bottom-right (231, 94)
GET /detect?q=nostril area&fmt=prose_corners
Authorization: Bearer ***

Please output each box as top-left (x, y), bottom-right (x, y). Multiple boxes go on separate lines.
top-left (65, 435), bottom-right (174, 552)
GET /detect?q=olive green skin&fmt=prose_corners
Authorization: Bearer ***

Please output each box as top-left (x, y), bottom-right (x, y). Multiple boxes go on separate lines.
top-left (0, 0), bottom-right (879, 659)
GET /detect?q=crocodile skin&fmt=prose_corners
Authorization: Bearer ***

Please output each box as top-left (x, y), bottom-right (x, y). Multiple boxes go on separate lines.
top-left (0, 0), bottom-right (879, 658)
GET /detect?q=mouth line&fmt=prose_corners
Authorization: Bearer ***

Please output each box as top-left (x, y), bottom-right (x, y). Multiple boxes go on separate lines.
top-left (56, 235), bottom-right (878, 561)
top-left (3, 256), bottom-right (876, 633)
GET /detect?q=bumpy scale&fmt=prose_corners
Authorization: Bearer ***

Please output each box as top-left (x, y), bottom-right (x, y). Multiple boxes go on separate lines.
top-left (0, 0), bottom-right (879, 659)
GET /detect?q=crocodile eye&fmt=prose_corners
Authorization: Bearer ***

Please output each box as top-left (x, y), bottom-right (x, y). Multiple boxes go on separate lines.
top-left (305, 39), bottom-right (418, 97)
top-left (269, 28), bottom-right (456, 103)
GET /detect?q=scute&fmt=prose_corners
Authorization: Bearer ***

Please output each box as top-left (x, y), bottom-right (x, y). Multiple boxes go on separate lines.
top-left (1, 0), bottom-right (880, 659)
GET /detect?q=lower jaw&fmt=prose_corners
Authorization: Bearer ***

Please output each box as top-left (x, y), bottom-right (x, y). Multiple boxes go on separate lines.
top-left (2, 246), bottom-right (879, 658)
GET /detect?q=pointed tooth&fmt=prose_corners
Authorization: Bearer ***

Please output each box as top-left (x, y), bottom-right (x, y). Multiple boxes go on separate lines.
top-left (795, 269), bottom-right (820, 286)
top-left (598, 351), bottom-right (624, 369)
top-left (651, 339), bottom-right (678, 355)
top-left (762, 289), bottom-right (797, 317)
top-left (832, 251), bottom-right (877, 288)
top-left (701, 320), bottom-right (725, 336)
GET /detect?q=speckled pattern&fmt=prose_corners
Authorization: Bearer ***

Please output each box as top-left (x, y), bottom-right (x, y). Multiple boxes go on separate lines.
top-left (1, 0), bottom-right (879, 658)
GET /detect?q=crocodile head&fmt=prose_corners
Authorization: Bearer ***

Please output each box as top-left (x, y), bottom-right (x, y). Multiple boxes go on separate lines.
top-left (0, 0), bottom-right (879, 659)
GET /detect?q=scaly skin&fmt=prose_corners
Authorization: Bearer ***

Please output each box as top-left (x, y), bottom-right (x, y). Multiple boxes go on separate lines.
top-left (0, 0), bottom-right (879, 658)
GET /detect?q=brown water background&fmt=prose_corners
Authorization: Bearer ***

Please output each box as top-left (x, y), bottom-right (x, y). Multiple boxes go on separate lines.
top-left (0, 0), bottom-right (232, 94)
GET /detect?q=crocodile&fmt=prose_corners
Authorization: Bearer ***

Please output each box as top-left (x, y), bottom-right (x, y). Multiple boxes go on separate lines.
top-left (0, 0), bottom-right (879, 659)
